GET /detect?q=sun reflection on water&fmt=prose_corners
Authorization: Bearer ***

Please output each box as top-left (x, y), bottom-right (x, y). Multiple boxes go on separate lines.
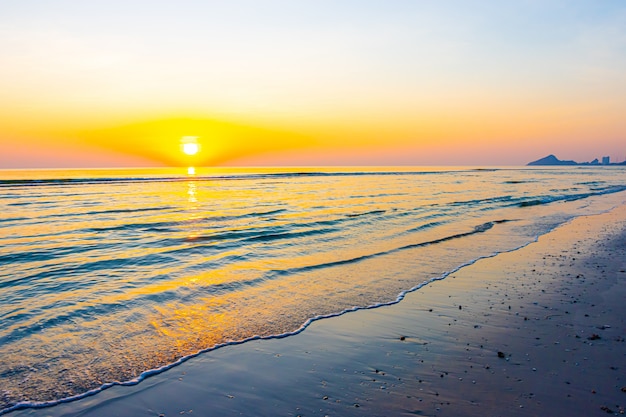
top-left (187, 182), bottom-right (197, 204)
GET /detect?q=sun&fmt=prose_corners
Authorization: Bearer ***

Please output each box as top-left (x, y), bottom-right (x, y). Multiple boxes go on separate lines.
top-left (180, 136), bottom-right (200, 156)
top-left (182, 142), bottom-right (199, 155)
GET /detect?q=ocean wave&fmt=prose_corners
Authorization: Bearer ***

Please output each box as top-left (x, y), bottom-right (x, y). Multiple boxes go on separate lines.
top-left (265, 220), bottom-right (512, 278)
top-left (345, 209), bottom-right (386, 218)
top-left (0, 232), bottom-right (534, 416)
top-left (517, 185), bottom-right (626, 207)
top-left (0, 217), bottom-right (28, 224)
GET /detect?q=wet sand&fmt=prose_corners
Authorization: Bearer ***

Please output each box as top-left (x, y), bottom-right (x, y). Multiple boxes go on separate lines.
top-left (11, 204), bottom-right (626, 417)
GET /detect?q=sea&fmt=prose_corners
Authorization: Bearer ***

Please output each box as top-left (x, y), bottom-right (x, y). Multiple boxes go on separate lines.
top-left (1, 166), bottom-right (625, 413)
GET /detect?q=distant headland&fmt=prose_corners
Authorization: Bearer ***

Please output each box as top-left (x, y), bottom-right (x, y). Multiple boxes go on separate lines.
top-left (527, 154), bottom-right (626, 166)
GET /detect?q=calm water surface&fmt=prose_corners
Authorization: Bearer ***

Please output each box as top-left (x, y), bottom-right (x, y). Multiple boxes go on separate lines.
top-left (1, 166), bottom-right (625, 412)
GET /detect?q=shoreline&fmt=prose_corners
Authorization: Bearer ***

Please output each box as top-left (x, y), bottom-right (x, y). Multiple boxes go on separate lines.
top-left (9, 203), bottom-right (626, 416)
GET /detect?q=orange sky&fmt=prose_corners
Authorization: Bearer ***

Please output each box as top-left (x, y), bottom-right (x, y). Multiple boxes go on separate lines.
top-left (1, 1), bottom-right (625, 168)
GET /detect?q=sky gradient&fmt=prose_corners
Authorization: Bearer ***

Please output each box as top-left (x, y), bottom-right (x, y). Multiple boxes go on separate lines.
top-left (1, 1), bottom-right (625, 168)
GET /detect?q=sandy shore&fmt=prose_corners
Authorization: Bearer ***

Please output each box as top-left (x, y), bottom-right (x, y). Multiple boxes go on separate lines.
top-left (11, 203), bottom-right (626, 417)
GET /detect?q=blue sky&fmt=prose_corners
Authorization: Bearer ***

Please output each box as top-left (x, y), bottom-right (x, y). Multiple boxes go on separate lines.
top-left (1, 1), bottom-right (625, 167)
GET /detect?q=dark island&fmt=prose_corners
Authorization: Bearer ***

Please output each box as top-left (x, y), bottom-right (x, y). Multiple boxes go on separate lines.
top-left (527, 154), bottom-right (626, 166)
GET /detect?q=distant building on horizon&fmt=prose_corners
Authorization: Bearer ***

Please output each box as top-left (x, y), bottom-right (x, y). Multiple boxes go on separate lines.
top-left (602, 156), bottom-right (610, 165)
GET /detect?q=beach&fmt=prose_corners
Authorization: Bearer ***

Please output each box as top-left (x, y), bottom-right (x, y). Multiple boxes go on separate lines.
top-left (2, 0), bottom-right (626, 414)
top-left (2, 1), bottom-right (626, 413)
top-left (8, 201), bottom-right (625, 416)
